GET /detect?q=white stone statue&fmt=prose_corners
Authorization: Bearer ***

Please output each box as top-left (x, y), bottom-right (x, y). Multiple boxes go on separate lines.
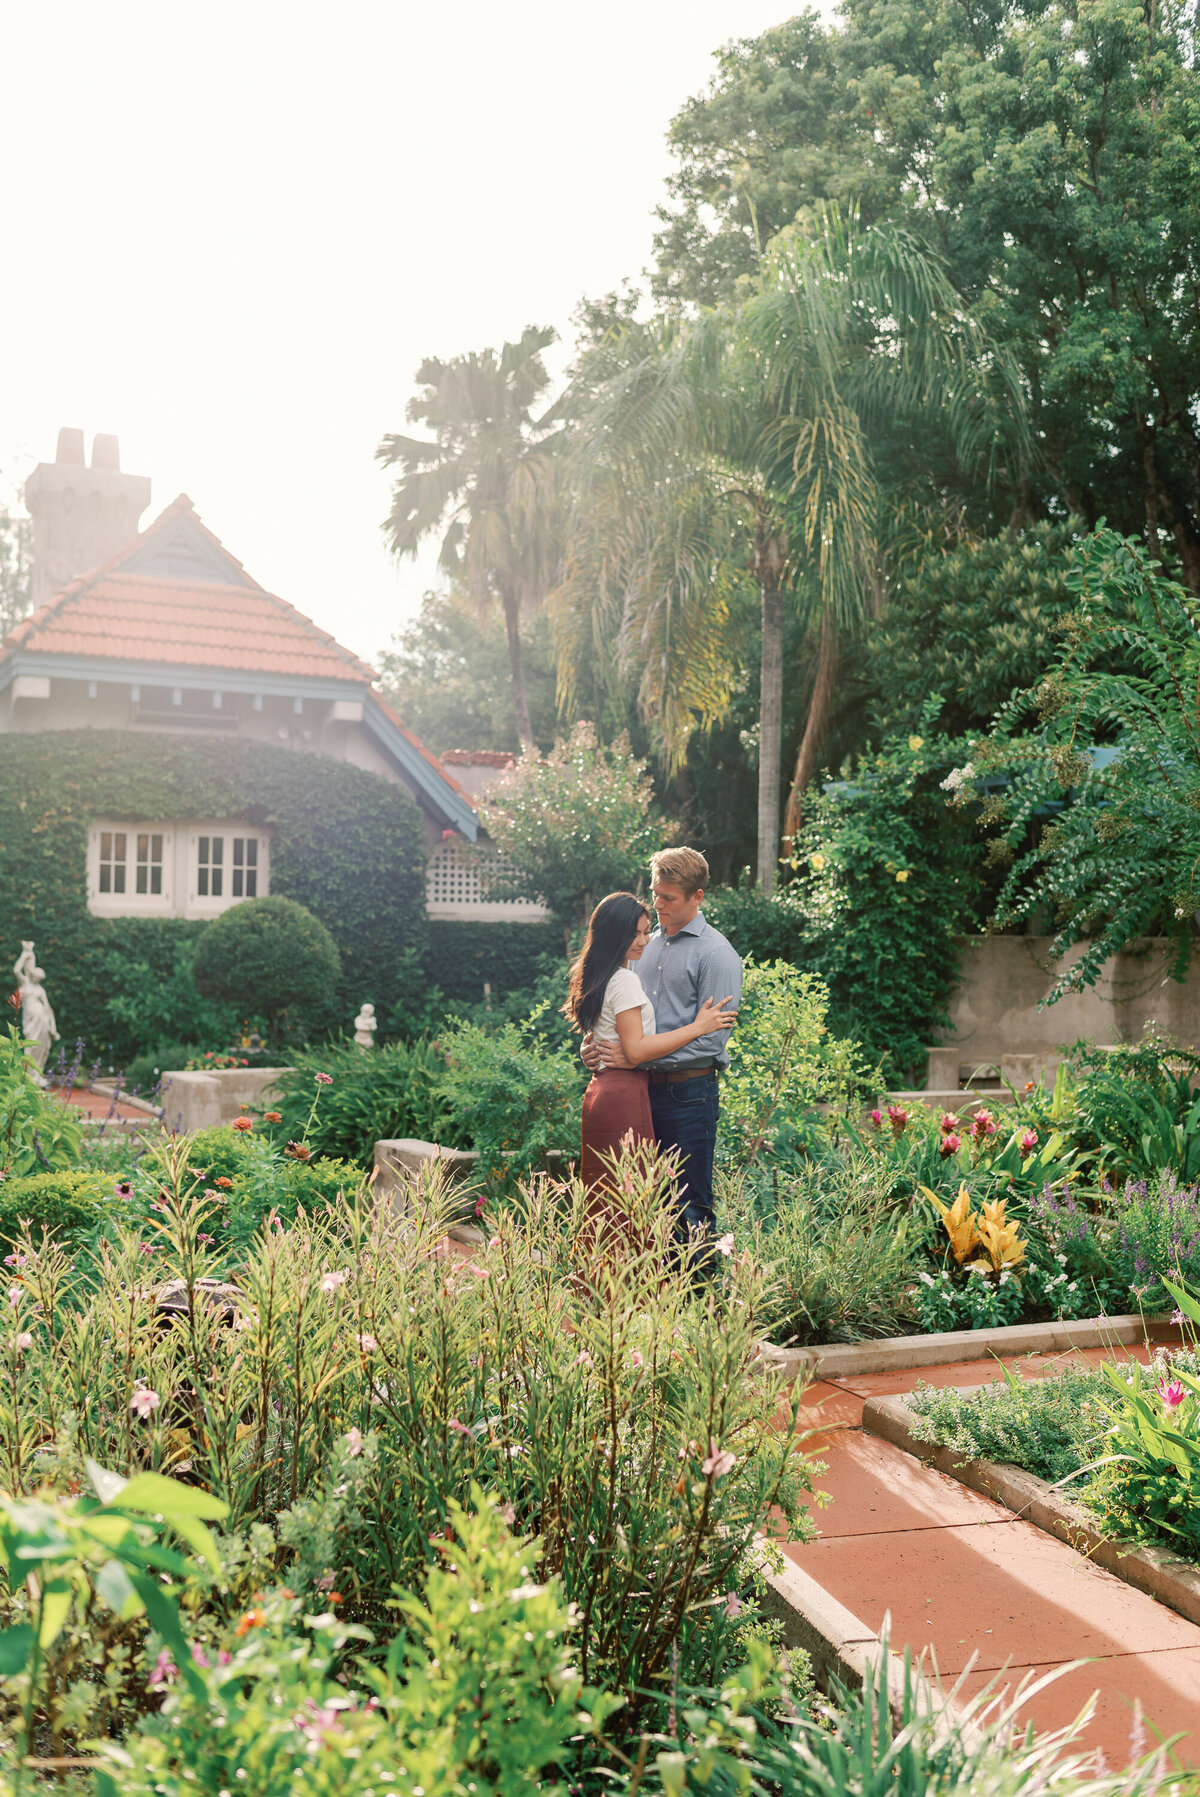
top-left (353, 1002), bottom-right (377, 1050)
top-left (13, 942), bottom-right (59, 1072)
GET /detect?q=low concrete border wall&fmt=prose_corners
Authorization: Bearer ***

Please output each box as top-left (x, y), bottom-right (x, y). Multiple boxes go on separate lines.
top-left (863, 1392), bottom-right (1200, 1631)
top-left (754, 1312), bottom-right (1179, 1383)
top-left (159, 1067), bottom-right (292, 1133)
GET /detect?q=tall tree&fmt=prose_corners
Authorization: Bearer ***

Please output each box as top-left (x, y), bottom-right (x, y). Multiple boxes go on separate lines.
top-left (0, 487), bottom-right (32, 641)
top-left (559, 206), bottom-right (1001, 886)
top-left (378, 326), bottom-right (561, 752)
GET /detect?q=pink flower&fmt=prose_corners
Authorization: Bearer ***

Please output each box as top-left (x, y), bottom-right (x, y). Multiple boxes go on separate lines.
top-left (488, 1235), bottom-right (501, 1250)
top-left (938, 1132), bottom-right (962, 1158)
top-left (7, 1286), bottom-right (20, 1309)
top-left (314, 1072), bottom-right (333, 1086)
top-left (320, 1271), bottom-right (347, 1295)
top-left (576, 1349), bottom-right (593, 1369)
top-left (131, 1387), bottom-right (161, 1420)
top-left (970, 1108), bottom-right (996, 1140)
top-left (714, 1233), bottom-right (736, 1256)
top-left (190, 1644), bottom-right (210, 1668)
top-left (1019, 1128), bottom-right (1038, 1157)
top-left (11, 1332), bottom-right (32, 1353)
top-left (1158, 1380), bottom-right (1186, 1410)
top-left (701, 1438), bottom-right (737, 1478)
top-left (147, 1649), bottom-right (177, 1689)
top-left (474, 1194), bottom-right (487, 1216)
top-left (1171, 1309), bottom-right (1186, 1326)
top-left (113, 1183), bottom-right (133, 1200)
top-left (3, 1252), bottom-right (25, 1268)
top-left (447, 1417), bottom-right (472, 1436)
top-left (139, 1243), bottom-right (155, 1256)
top-left (939, 1113), bottom-right (959, 1135)
top-left (345, 1427), bottom-right (363, 1457)
top-left (886, 1105), bottom-right (909, 1137)
top-left (217, 1650), bottom-right (232, 1667)
top-left (868, 1109), bottom-right (884, 1131)
top-left (497, 1501), bottom-right (516, 1525)
top-left (355, 1333), bottom-right (377, 1354)
top-left (630, 1350), bottom-right (644, 1368)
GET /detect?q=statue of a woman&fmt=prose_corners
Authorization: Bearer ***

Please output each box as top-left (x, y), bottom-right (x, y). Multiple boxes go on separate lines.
top-left (13, 942), bottom-right (59, 1073)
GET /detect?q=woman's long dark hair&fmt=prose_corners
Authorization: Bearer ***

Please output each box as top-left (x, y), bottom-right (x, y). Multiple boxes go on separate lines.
top-left (563, 892), bottom-right (650, 1034)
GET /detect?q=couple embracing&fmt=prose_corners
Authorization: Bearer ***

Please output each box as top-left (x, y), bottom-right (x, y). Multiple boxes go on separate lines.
top-left (563, 847), bottom-right (741, 1266)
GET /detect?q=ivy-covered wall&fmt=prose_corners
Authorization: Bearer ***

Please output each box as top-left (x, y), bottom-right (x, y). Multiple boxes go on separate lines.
top-left (0, 732), bottom-right (427, 1058)
top-left (425, 920), bottom-right (560, 1003)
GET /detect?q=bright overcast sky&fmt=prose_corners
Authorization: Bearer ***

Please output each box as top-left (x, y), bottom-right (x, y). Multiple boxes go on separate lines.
top-left (1, 1), bottom-right (792, 670)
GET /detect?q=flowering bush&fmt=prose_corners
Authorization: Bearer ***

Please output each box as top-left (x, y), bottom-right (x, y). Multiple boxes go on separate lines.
top-left (1107, 1170), bottom-right (1200, 1310)
top-left (0, 1138), bottom-right (812, 1734)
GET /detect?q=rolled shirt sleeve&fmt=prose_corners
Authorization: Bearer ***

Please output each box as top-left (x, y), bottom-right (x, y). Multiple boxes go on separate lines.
top-left (638, 913), bottom-right (743, 1070)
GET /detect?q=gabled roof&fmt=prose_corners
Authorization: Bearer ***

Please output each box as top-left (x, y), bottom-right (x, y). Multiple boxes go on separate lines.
top-left (5, 496), bottom-right (378, 684)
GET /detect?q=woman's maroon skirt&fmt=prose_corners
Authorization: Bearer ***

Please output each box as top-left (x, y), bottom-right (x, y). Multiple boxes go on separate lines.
top-left (580, 1068), bottom-right (654, 1195)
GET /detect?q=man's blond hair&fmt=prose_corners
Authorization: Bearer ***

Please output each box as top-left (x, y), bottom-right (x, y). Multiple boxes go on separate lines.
top-left (650, 846), bottom-right (710, 897)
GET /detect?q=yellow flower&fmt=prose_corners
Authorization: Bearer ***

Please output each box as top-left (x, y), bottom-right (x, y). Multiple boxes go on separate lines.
top-left (810, 853), bottom-right (827, 872)
top-left (895, 869), bottom-right (910, 883)
top-left (908, 735), bottom-right (924, 752)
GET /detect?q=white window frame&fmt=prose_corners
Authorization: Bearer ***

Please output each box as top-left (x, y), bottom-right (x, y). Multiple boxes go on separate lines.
top-left (185, 823), bottom-right (271, 919)
top-left (86, 821), bottom-right (271, 919)
top-left (87, 823), bottom-right (175, 916)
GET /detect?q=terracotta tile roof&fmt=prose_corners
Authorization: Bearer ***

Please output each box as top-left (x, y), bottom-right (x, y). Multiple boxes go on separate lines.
top-left (5, 496), bottom-right (378, 684)
top-left (440, 749), bottom-right (517, 768)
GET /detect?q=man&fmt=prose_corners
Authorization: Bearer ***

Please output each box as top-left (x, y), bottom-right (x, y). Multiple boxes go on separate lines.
top-left (583, 846), bottom-right (742, 1260)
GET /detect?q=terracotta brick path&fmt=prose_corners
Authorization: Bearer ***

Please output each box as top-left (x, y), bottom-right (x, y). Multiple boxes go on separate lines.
top-left (787, 1346), bottom-right (1200, 1769)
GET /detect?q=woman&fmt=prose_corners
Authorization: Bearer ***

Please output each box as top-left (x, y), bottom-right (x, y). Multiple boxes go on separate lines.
top-left (564, 891), bottom-right (736, 1195)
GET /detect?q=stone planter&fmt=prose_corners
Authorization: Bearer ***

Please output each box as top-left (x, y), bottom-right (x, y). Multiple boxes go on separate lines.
top-left (160, 1066), bottom-right (293, 1133)
top-left (373, 1137), bottom-right (568, 1224)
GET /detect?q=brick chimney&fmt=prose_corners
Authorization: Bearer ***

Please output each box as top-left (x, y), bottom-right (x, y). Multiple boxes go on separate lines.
top-left (24, 429), bottom-right (151, 606)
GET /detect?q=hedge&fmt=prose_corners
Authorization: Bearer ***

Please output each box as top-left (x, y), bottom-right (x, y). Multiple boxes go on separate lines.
top-left (425, 920), bottom-right (560, 1003)
top-left (0, 732), bottom-right (427, 1061)
top-left (0, 1169), bottom-right (109, 1250)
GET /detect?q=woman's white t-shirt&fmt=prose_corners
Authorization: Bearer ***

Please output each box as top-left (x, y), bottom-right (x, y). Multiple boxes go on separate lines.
top-left (593, 967), bottom-right (655, 1046)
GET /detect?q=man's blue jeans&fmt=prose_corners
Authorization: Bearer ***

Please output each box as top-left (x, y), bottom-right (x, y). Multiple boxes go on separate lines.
top-left (649, 1072), bottom-right (719, 1267)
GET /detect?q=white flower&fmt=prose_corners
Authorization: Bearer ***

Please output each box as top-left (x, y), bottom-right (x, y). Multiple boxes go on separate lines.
top-left (345, 1427), bottom-right (363, 1457)
top-left (320, 1271), bottom-right (347, 1295)
top-left (939, 762), bottom-right (975, 793)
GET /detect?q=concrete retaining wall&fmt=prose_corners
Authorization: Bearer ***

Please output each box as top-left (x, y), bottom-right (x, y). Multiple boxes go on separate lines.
top-left (934, 935), bottom-right (1200, 1076)
top-left (159, 1067), bottom-right (291, 1133)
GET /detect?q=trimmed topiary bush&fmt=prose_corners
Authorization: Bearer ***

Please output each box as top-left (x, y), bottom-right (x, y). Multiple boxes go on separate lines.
top-left (193, 897), bottom-right (341, 1043)
top-left (0, 1169), bottom-right (109, 1250)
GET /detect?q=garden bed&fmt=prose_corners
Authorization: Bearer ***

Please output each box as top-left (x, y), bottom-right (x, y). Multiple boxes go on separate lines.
top-left (862, 1389), bottom-right (1200, 1629)
top-left (756, 1312), bottom-right (1182, 1381)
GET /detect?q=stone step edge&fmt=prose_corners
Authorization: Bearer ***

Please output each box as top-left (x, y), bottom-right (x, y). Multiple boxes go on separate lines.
top-left (862, 1393), bottom-right (1200, 1631)
top-left (753, 1312), bottom-right (1175, 1381)
top-left (752, 1535), bottom-right (965, 1734)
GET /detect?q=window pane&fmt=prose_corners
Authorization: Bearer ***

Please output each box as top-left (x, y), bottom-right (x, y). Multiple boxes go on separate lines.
top-left (136, 865), bottom-right (148, 894)
top-left (232, 867), bottom-right (244, 897)
top-left (151, 834), bottom-right (162, 861)
top-left (212, 836), bottom-right (224, 865)
top-left (100, 832), bottom-right (111, 859)
top-left (247, 838), bottom-right (257, 867)
top-left (99, 865), bottom-right (111, 893)
top-left (233, 838), bottom-right (244, 867)
top-left (151, 866), bottom-right (162, 895)
top-left (137, 833), bottom-right (148, 861)
top-left (212, 868), bottom-right (223, 897)
top-left (114, 865), bottom-right (126, 894)
top-left (114, 834), bottom-right (126, 862)
top-left (198, 867), bottom-right (209, 897)
top-left (246, 868), bottom-right (257, 897)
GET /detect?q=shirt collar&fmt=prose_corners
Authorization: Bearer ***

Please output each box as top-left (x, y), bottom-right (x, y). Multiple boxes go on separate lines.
top-left (655, 910), bottom-right (708, 941)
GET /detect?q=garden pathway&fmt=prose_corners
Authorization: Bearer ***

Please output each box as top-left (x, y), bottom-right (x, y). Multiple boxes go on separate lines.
top-left (52, 1083), bottom-right (156, 1122)
top-left (786, 1345), bottom-right (1200, 1771)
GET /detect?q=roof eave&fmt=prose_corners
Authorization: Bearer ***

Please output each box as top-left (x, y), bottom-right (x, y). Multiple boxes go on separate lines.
top-left (362, 695), bottom-right (479, 840)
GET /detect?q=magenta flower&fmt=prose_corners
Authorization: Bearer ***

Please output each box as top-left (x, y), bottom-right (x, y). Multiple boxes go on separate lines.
top-left (1019, 1128), bottom-right (1038, 1157)
top-left (1158, 1380), bottom-right (1186, 1410)
top-left (314, 1072), bottom-right (333, 1086)
top-left (886, 1104), bottom-right (909, 1137)
top-left (970, 1108), bottom-right (997, 1140)
top-left (938, 1132), bottom-right (962, 1158)
top-left (868, 1109), bottom-right (884, 1131)
top-left (447, 1417), bottom-right (472, 1436)
top-left (147, 1649), bottom-right (177, 1689)
top-left (630, 1350), bottom-right (644, 1368)
top-left (474, 1194), bottom-right (487, 1216)
top-left (131, 1387), bottom-right (161, 1420)
top-left (939, 1113), bottom-right (959, 1135)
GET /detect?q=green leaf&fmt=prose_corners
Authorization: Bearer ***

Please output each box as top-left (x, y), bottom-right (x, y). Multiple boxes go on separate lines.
top-left (94, 1557), bottom-right (141, 1620)
top-left (86, 1458), bottom-right (128, 1507)
top-left (0, 1622), bottom-right (33, 1676)
top-left (38, 1578), bottom-right (74, 1650)
top-left (115, 1472), bottom-right (229, 1522)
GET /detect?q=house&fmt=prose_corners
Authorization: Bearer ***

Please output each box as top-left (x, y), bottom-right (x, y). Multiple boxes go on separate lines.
top-left (1, 429), bottom-right (546, 925)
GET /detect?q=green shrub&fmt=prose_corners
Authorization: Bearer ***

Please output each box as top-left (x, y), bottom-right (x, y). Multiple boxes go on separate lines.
top-left (423, 920), bottom-right (561, 1007)
top-left (101, 934), bottom-right (240, 1075)
top-left (718, 963), bottom-right (874, 1173)
top-left (907, 1366), bottom-right (1106, 1484)
top-left (0, 1024), bottom-right (85, 1176)
top-left (140, 1124), bottom-right (360, 1247)
top-left (0, 1166), bottom-right (108, 1249)
top-left (193, 896), bottom-right (341, 1043)
top-left (434, 1005), bottom-right (586, 1179)
top-left (266, 1040), bottom-right (463, 1163)
top-left (726, 1157), bottom-right (920, 1345)
top-left (0, 731), bottom-right (427, 1059)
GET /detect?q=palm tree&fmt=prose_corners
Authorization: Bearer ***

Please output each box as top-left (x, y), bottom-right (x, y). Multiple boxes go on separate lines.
top-left (556, 206), bottom-right (1013, 886)
top-left (378, 325), bottom-right (560, 753)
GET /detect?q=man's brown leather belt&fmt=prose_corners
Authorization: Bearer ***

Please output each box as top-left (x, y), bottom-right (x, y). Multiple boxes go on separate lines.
top-left (648, 1064), bottom-right (717, 1085)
